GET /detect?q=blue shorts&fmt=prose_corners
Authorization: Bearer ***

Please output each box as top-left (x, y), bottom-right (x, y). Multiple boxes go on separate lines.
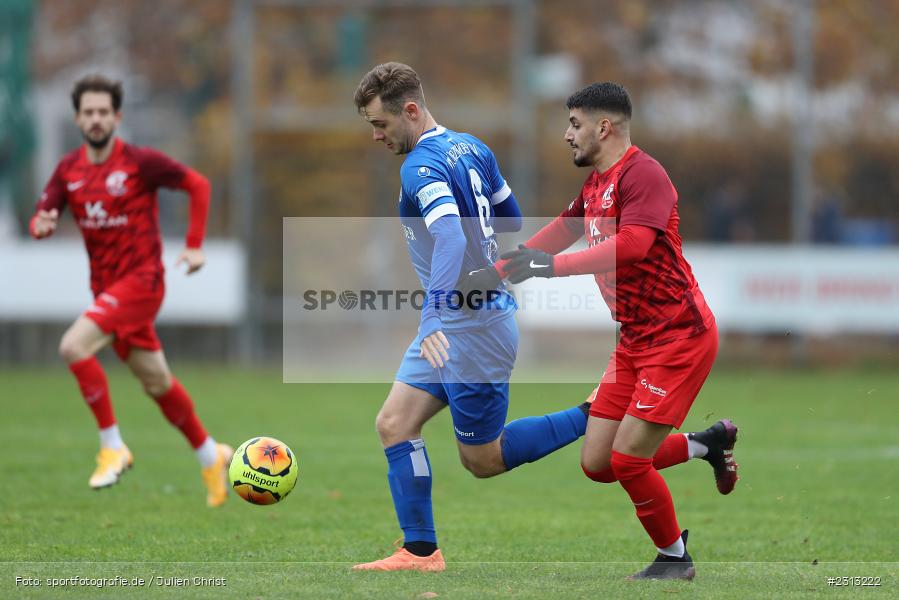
top-left (395, 315), bottom-right (519, 445)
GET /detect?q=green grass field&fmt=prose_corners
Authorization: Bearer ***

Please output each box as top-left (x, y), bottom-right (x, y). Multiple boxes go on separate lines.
top-left (1, 365), bottom-right (897, 598)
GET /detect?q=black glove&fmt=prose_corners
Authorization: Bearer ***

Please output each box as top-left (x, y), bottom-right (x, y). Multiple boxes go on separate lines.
top-left (499, 244), bottom-right (555, 283)
top-left (455, 266), bottom-right (502, 311)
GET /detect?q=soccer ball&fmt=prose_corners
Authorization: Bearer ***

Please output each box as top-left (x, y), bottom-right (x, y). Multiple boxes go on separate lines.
top-left (229, 436), bottom-right (298, 505)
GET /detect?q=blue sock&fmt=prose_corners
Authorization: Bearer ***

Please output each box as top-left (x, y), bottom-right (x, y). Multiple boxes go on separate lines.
top-left (385, 438), bottom-right (436, 544)
top-left (500, 406), bottom-right (587, 470)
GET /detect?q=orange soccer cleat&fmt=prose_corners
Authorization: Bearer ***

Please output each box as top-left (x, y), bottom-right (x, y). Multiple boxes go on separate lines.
top-left (89, 445), bottom-right (133, 489)
top-left (352, 547), bottom-right (446, 572)
top-left (201, 443), bottom-right (234, 507)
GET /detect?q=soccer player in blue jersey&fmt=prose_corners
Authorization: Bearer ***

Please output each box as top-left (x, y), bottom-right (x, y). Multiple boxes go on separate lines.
top-left (351, 62), bottom-right (590, 572)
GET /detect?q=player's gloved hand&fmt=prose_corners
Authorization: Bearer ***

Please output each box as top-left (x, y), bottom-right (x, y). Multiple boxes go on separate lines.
top-left (455, 266), bottom-right (502, 312)
top-left (499, 244), bottom-right (555, 283)
top-left (456, 266), bottom-right (502, 295)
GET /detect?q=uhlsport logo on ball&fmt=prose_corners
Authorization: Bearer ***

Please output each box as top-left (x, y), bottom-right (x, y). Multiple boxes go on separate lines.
top-left (229, 436), bottom-right (298, 505)
top-left (338, 290), bottom-right (359, 310)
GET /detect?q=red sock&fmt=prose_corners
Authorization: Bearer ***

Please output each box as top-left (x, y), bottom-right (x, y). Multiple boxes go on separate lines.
top-left (69, 357), bottom-right (116, 429)
top-left (611, 450), bottom-right (681, 548)
top-left (582, 435), bottom-right (690, 483)
top-left (653, 434), bottom-right (689, 470)
top-left (154, 377), bottom-right (208, 448)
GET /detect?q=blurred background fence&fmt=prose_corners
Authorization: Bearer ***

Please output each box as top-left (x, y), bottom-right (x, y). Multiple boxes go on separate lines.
top-left (2, 0), bottom-right (898, 367)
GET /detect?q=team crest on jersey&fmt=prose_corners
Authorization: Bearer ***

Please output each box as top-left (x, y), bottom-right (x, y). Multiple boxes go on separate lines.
top-left (600, 184), bottom-right (615, 209)
top-left (417, 166), bottom-right (430, 177)
top-left (106, 170), bottom-right (128, 196)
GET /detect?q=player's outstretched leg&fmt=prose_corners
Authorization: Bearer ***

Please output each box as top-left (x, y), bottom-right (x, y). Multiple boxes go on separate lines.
top-left (59, 316), bottom-right (131, 489)
top-left (686, 419), bottom-right (739, 494)
top-left (498, 400), bottom-right (591, 471)
top-left (127, 348), bottom-right (231, 506)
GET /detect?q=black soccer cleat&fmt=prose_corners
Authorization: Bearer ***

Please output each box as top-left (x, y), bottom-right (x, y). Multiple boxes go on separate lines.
top-left (628, 530), bottom-right (695, 581)
top-left (689, 419), bottom-right (739, 495)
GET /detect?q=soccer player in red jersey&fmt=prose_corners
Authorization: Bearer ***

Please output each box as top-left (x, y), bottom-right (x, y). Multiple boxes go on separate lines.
top-left (469, 82), bottom-right (740, 579)
top-left (29, 74), bottom-right (232, 506)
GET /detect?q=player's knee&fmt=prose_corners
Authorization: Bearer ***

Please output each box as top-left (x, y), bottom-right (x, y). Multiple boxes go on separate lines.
top-left (581, 462), bottom-right (617, 483)
top-left (59, 335), bottom-right (88, 363)
top-left (609, 451), bottom-right (652, 482)
top-left (375, 410), bottom-right (410, 446)
top-left (141, 372), bottom-right (172, 397)
top-left (460, 451), bottom-right (504, 479)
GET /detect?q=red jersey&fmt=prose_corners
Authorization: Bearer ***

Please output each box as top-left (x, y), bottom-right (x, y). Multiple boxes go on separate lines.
top-left (35, 138), bottom-right (209, 296)
top-left (556, 146), bottom-right (714, 349)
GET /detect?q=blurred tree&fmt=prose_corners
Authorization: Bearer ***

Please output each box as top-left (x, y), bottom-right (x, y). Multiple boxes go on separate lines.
top-left (1, 0), bottom-right (36, 229)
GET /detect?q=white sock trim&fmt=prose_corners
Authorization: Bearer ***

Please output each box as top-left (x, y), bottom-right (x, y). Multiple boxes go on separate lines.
top-left (99, 425), bottom-right (124, 450)
top-left (195, 436), bottom-right (218, 468)
top-left (657, 536), bottom-right (685, 558)
top-left (686, 434), bottom-right (708, 459)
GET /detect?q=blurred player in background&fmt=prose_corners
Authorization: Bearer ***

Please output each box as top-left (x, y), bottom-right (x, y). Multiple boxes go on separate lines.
top-left (473, 82), bottom-right (740, 580)
top-left (29, 74), bottom-right (232, 507)
top-left (351, 62), bottom-right (591, 572)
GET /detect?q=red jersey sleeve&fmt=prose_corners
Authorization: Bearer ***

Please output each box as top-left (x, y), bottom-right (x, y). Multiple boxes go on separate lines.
top-left (495, 194), bottom-right (584, 277)
top-left (36, 161), bottom-right (68, 213)
top-left (617, 158), bottom-right (677, 232)
top-left (135, 147), bottom-right (189, 189)
top-left (553, 224), bottom-right (657, 276)
top-left (30, 161), bottom-right (70, 239)
top-left (135, 147), bottom-right (211, 248)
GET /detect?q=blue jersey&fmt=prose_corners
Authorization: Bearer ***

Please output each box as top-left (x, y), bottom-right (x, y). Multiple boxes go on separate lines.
top-left (399, 125), bottom-right (516, 330)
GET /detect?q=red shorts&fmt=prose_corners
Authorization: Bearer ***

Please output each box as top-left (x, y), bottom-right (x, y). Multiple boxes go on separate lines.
top-left (84, 273), bottom-right (165, 361)
top-left (589, 321), bottom-right (718, 428)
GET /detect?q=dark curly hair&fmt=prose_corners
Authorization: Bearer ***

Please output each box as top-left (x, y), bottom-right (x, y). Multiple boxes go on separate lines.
top-left (71, 74), bottom-right (123, 112)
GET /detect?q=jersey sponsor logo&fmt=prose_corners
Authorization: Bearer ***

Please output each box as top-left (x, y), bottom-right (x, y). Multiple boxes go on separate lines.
top-left (79, 200), bottom-right (128, 229)
top-left (416, 181), bottom-right (452, 209)
top-left (417, 166), bottom-right (431, 177)
top-left (105, 170), bottom-right (129, 196)
top-left (601, 183), bottom-right (615, 209)
top-left (85, 201), bottom-right (108, 220)
top-left (67, 180), bottom-right (86, 191)
top-left (640, 378), bottom-right (668, 398)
